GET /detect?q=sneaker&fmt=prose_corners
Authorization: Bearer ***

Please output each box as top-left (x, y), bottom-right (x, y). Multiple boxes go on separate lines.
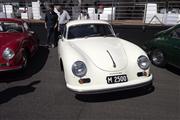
top-left (48, 45), bottom-right (52, 48)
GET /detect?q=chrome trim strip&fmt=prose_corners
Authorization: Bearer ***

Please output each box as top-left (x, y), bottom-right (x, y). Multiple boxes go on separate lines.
top-left (107, 50), bottom-right (116, 68)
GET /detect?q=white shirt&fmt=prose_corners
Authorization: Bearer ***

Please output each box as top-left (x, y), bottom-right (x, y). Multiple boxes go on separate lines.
top-left (78, 13), bottom-right (89, 20)
top-left (57, 10), bottom-right (70, 24)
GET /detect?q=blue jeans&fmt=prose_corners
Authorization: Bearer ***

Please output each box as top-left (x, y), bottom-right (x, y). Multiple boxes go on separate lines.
top-left (47, 27), bottom-right (57, 45)
top-left (58, 24), bottom-right (65, 35)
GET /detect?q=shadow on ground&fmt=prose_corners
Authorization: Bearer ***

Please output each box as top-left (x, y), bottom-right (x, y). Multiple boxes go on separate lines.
top-left (0, 46), bottom-right (49, 83)
top-left (166, 64), bottom-right (180, 76)
top-left (0, 81), bottom-right (40, 104)
top-left (76, 85), bottom-right (154, 102)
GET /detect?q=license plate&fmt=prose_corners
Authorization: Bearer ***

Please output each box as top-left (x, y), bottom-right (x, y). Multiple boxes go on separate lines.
top-left (106, 75), bottom-right (128, 84)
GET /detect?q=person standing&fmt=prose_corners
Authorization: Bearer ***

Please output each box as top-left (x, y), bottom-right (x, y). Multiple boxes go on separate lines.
top-left (45, 4), bottom-right (58, 48)
top-left (56, 5), bottom-right (71, 35)
top-left (78, 9), bottom-right (90, 20)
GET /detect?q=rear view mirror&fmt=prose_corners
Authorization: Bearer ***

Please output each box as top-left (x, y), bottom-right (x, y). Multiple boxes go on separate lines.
top-left (58, 35), bottom-right (64, 41)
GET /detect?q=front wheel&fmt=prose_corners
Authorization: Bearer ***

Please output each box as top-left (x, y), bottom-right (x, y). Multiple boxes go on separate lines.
top-left (150, 49), bottom-right (166, 67)
top-left (21, 50), bottom-right (29, 70)
top-left (60, 59), bottom-right (64, 72)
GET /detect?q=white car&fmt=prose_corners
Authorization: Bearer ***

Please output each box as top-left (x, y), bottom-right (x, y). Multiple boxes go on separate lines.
top-left (58, 20), bottom-right (153, 93)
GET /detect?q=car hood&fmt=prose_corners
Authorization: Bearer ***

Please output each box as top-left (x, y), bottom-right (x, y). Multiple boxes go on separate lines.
top-left (69, 37), bottom-right (128, 71)
top-left (0, 33), bottom-right (25, 48)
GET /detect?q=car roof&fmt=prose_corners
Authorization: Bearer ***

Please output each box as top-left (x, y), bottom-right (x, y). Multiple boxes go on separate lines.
top-left (66, 20), bottom-right (110, 28)
top-left (0, 18), bottom-right (25, 24)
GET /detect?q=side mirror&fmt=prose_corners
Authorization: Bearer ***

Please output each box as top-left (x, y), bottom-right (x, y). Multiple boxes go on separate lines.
top-left (116, 33), bottom-right (120, 38)
top-left (58, 35), bottom-right (63, 41)
top-left (170, 32), bottom-right (178, 38)
top-left (29, 31), bottom-right (35, 34)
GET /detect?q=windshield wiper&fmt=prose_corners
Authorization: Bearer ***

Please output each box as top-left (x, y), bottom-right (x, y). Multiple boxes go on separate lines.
top-left (84, 33), bottom-right (101, 38)
top-left (84, 33), bottom-right (115, 38)
top-left (103, 33), bottom-right (115, 37)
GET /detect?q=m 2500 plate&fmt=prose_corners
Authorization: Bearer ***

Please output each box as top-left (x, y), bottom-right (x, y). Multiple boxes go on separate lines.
top-left (106, 75), bottom-right (128, 84)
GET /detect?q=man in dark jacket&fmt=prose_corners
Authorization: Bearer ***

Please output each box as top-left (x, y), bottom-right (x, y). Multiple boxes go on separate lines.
top-left (45, 4), bottom-right (58, 48)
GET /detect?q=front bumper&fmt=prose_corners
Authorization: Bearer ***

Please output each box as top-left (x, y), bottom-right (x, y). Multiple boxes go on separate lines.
top-left (0, 65), bottom-right (23, 72)
top-left (67, 74), bottom-right (153, 94)
top-left (0, 54), bottom-right (25, 72)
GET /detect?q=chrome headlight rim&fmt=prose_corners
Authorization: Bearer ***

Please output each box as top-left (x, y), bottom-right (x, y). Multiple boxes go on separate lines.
top-left (72, 61), bottom-right (87, 78)
top-left (2, 48), bottom-right (15, 61)
top-left (137, 55), bottom-right (150, 70)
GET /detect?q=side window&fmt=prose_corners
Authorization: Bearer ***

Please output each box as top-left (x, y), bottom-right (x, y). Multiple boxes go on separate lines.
top-left (171, 28), bottom-right (180, 39)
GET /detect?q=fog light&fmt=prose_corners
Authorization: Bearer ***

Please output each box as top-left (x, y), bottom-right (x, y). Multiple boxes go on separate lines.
top-left (79, 78), bottom-right (91, 84)
top-left (137, 72), bottom-right (143, 77)
top-left (137, 72), bottom-right (149, 77)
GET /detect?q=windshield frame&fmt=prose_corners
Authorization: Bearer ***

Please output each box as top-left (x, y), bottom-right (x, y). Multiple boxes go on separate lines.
top-left (0, 21), bottom-right (24, 33)
top-left (66, 23), bottom-right (116, 40)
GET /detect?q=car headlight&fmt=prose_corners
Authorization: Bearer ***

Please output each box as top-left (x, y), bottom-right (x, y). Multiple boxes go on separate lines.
top-left (2, 48), bottom-right (15, 61)
top-left (72, 61), bottom-right (87, 77)
top-left (137, 55), bottom-right (150, 70)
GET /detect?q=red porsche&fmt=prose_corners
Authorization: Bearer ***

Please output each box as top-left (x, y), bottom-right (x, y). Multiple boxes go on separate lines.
top-left (0, 18), bottom-right (38, 72)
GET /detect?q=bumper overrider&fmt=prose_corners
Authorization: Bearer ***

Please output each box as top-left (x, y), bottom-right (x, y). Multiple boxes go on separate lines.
top-left (67, 74), bottom-right (153, 94)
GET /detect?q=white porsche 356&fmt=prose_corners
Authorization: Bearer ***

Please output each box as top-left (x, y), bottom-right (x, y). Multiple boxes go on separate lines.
top-left (58, 20), bottom-right (153, 93)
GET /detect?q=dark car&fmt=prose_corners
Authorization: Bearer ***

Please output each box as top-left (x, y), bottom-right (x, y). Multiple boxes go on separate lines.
top-left (144, 24), bottom-right (180, 67)
top-left (0, 18), bottom-right (38, 72)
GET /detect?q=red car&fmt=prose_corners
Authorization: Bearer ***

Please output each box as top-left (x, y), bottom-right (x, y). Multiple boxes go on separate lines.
top-left (0, 18), bottom-right (38, 72)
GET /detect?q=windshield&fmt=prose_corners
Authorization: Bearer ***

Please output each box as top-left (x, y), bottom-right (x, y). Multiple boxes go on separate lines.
top-left (0, 22), bottom-right (23, 33)
top-left (67, 24), bottom-right (115, 39)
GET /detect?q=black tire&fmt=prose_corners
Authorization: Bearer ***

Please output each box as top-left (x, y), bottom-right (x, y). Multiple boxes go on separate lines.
top-left (60, 59), bottom-right (64, 72)
top-left (21, 50), bottom-right (30, 71)
top-left (150, 49), bottom-right (166, 67)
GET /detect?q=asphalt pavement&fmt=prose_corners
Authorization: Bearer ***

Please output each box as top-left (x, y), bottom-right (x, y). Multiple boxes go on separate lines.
top-left (0, 23), bottom-right (179, 120)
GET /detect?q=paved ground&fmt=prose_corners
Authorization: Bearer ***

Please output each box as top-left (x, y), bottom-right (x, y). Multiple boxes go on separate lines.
top-left (0, 24), bottom-right (179, 120)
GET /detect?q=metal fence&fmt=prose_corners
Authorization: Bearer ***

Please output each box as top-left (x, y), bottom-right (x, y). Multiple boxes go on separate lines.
top-left (0, 1), bottom-right (180, 22)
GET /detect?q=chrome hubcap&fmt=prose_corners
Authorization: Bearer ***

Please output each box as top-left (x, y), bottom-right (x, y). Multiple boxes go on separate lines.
top-left (23, 54), bottom-right (27, 68)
